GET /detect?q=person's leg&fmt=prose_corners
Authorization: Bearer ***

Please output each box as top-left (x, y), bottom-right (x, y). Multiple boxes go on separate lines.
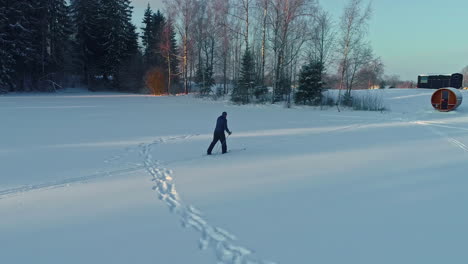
top-left (207, 133), bottom-right (220, 154)
top-left (220, 133), bottom-right (227, 154)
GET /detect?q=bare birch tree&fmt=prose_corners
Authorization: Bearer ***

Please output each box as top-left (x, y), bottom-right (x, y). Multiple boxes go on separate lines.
top-left (239, 0), bottom-right (253, 48)
top-left (460, 65), bottom-right (468, 88)
top-left (336, 0), bottom-right (372, 108)
top-left (309, 9), bottom-right (335, 71)
top-left (162, 0), bottom-right (384, 106)
top-left (160, 20), bottom-right (174, 94)
top-left (345, 43), bottom-right (373, 91)
top-left (213, 0), bottom-right (232, 95)
top-left (258, 0), bottom-right (269, 87)
top-left (164, 0), bottom-right (199, 94)
top-left (268, 0), bottom-right (317, 103)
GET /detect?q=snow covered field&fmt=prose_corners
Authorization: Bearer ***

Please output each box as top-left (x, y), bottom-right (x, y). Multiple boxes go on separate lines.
top-left (1, 88), bottom-right (468, 264)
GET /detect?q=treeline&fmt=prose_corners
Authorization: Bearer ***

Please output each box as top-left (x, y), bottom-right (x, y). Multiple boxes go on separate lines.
top-left (1, 0), bottom-right (388, 104)
top-left (164, 0), bottom-right (385, 106)
top-left (0, 0), bottom-right (179, 94)
top-left (1, 0), bottom-right (74, 92)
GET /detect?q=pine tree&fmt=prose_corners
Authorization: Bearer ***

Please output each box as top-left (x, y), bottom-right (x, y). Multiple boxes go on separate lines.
top-left (8, 0), bottom-right (73, 91)
top-left (294, 60), bottom-right (324, 105)
top-left (231, 48), bottom-right (255, 104)
top-left (195, 63), bottom-right (214, 96)
top-left (141, 9), bottom-right (166, 94)
top-left (253, 85), bottom-right (269, 102)
top-left (0, 0), bottom-right (59, 91)
top-left (121, 0), bottom-right (138, 58)
top-left (47, 0), bottom-right (73, 78)
top-left (0, 1), bottom-right (14, 91)
top-left (168, 21), bottom-right (179, 86)
top-left (119, 50), bottom-right (144, 93)
top-left (152, 10), bottom-right (165, 68)
top-left (379, 80), bottom-right (386, 89)
top-left (141, 4), bottom-right (154, 62)
top-left (97, 0), bottom-right (138, 89)
top-left (119, 22), bottom-right (141, 93)
top-left (34, 0), bottom-right (49, 79)
top-left (12, 0), bottom-right (42, 91)
top-left (2, 0), bottom-right (140, 93)
top-left (25, 0), bottom-right (73, 90)
top-left (124, 22), bottom-right (139, 58)
top-left (195, 65), bottom-right (204, 93)
top-left (141, 8), bottom-right (165, 69)
top-left (99, 0), bottom-right (123, 82)
top-left (71, 0), bottom-right (102, 85)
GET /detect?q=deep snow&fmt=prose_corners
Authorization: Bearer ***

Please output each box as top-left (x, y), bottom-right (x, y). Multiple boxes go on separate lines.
top-left (1, 88), bottom-right (468, 264)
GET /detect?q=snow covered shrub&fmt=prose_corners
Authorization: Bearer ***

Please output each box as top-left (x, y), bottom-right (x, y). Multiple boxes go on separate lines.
top-left (321, 92), bottom-right (336, 107)
top-left (209, 85), bottom-right (224, 100)
top-left (351, 91), bottom-right (386, 111)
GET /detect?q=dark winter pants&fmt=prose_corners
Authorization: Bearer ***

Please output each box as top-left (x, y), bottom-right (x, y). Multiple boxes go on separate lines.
top-left (207, 132), bottom-right (227, 154)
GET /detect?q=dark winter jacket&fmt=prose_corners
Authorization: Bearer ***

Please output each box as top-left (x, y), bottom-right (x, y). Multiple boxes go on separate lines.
top-left (214, 115), bottom-right (231, 134)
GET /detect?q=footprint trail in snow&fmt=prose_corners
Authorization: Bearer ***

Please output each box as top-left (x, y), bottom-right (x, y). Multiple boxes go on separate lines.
top-left (139, 138), bottom-right (276, 264)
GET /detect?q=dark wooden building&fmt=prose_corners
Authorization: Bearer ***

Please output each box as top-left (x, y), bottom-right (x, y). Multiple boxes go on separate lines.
top-left (417, 73), bottom-right (463, 89)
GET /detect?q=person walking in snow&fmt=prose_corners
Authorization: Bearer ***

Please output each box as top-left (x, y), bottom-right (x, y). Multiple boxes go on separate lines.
top-left (207, 111), bottom-right (232, 155)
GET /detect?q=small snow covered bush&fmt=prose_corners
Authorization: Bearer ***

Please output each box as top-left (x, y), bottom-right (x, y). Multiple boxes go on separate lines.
top-left (351, 91), bottom-right (386, 111)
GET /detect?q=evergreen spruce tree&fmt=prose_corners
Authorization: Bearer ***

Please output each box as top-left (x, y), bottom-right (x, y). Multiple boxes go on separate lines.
top-left (0, 2), bottom-right (14, 91)
top-left (195, 64), bottom-right (214, 96)
top-left (141, 4), bottom-right (155, 63)
top-left (273, 73), bottom-right (289, 102)
top-left (141, 9), bottom-right (165, 94)
top-left (24, 0), bottom-right (74, 90)
top-left (379, 80), bottom-right (386, 89)
top-left (119, 22), bottom-right (141, 93)
top-left (71, 0), bottom-right (102, 85)
top-left (99, 0), bottom-right (124, 83)
top-left (0, 1), bottom-right (43, 91)
top-left (97, 0), bottom-right (138, 89)
top-left (205, 66), bottom-right (215, 94)
top-left (253, 85), bottom-right (269, 102)
top-left (152, 10), bottom-right (165, 68)
top-left (140, 9), bottom-right (166, 94)
top-left (121, 0), bottom-right (139, 58)
top-left (13, 0), bottom-right (41, 91)
top-left (141, 8), bottom-right (165, 69)
top-left (124, 22), bottom-right (139, 60)
top-left (231, 48), bottom-right (255, 104)
top-left (26, 0), bottom-right (72, 90)
top-left (120, 1), bottom-right (140, 94)
top-left (119, 49), bottom-right (144, 93)
top-left (294, 60), bottom-right (324, 105)
top-left (168, 22), bottom-right (179, 86)
top-left (2, 0), bottom-right (139, 93)
top-left (47, 0), bottom-right (73, 77)
top-left (195, 65), bottom-right (205, 94)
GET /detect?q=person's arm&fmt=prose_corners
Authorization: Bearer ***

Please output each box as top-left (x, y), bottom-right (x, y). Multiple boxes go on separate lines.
top-left (225, 119), bottom-right (231, 134)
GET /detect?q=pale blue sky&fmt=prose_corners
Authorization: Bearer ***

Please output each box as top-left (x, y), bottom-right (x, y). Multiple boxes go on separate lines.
top-left (131, 0), bottom-right (468, 81)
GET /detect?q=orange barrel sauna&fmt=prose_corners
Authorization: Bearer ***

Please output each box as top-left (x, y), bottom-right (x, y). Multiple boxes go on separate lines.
top-left (431, 87), bottom-right (463, 112)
